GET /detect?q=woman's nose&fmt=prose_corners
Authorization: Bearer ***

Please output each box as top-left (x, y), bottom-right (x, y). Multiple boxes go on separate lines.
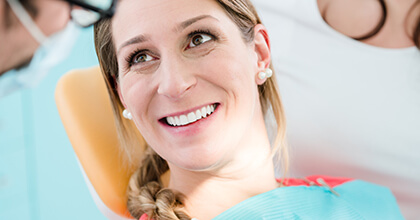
top-left (157, 56), bottom-right (197, 100)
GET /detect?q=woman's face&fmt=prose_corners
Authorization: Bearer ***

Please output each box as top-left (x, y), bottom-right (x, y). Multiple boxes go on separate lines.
top-left (113, 0), bottom-right (269, 171)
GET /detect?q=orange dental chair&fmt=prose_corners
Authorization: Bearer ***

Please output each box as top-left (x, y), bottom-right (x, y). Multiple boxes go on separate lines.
top-left (55, 66), bottom-right (134, 219)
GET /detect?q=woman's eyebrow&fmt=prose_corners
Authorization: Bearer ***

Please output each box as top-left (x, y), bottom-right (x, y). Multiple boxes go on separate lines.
top-left (175, 14), bottom-right (219, 32)
top-left (117, 34), bottom-right (150, 55)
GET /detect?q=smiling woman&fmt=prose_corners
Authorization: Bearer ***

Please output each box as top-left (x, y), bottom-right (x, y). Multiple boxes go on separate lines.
top-left (94, 0), bottom-right (403, 219)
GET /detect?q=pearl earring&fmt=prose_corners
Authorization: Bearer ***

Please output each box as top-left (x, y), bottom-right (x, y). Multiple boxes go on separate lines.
top-left (122, 109), bottom-right (133, 120)
top-left (265, 68), bottom-right (273, 78)
top-left (258, 68), bottom-right (273, 80)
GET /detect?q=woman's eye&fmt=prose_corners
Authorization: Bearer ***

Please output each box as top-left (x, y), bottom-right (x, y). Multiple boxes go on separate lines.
top-left (132, 53), bottom-right (153, 64)
top-left (189, 34), bottom-right (212, 48)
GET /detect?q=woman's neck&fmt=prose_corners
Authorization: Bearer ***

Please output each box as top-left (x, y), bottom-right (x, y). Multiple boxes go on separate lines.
top-left (169, 157), bottom-right (278, 220)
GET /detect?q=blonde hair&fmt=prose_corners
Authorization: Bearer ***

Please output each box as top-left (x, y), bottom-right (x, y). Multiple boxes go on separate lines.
top-left (94, 0), bottom-right (287, 219)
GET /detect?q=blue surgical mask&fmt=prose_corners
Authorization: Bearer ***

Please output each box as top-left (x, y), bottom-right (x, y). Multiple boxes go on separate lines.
top-left (0, 0), bottom-right (80, 98)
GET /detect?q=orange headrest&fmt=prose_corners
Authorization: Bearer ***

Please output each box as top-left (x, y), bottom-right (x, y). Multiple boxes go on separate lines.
top-left (55, 66), bottom-right (133, 218)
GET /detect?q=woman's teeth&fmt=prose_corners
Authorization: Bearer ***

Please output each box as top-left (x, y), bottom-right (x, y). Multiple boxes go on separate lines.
top-left (166, 104), bottom-right (216, 127)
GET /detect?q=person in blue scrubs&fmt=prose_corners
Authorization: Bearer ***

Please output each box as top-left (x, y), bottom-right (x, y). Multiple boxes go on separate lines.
top-left (0, 0), bottom-right (113, 219)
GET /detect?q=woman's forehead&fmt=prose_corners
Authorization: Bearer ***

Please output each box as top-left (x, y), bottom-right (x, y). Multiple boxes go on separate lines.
top-left (112, 0), bottom-right (229, 48)
top-left (113, 0), bottom-right (223, 25)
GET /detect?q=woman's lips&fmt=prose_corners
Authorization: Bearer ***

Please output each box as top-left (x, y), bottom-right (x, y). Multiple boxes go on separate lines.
top-left (159, 103), bottom-right (219, 127)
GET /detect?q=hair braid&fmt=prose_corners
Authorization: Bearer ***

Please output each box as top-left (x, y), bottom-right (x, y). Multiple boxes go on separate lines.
top-left (127, 148), bottom-right (191, 220)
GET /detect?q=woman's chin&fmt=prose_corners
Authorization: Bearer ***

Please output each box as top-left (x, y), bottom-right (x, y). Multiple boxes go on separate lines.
top-left (175, 157), bottom-right (228, 173)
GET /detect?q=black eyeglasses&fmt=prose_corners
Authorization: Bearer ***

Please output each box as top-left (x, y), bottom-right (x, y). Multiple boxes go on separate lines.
top-left (64, 0), bottom-right (117, 27)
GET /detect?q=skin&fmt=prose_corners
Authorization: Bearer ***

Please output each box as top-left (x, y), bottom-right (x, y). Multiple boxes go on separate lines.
top-left (113, 0), bottom-right (278, 218)
top-left (318, 0), bottom-right (418, 48)
top-left (0, 0), bottom-right (70, 76)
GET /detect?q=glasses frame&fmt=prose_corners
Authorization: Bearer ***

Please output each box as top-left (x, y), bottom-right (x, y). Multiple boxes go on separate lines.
top-left (65, 0), bottom-right (117, 26)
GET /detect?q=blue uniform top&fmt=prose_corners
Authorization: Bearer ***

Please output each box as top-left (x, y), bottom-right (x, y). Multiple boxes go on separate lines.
top-left (214, 176), bottom-right (403, 219)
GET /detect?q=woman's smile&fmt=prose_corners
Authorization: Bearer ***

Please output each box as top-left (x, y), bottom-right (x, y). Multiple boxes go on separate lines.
top-left (161, 103), bottom-right (219, 127)
top-left (158, 102), bottom-right (221, 136)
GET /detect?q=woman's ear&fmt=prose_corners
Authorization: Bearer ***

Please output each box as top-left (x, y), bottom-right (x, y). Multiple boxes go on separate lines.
top-left (253, 24), bottom-right (271, 85)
